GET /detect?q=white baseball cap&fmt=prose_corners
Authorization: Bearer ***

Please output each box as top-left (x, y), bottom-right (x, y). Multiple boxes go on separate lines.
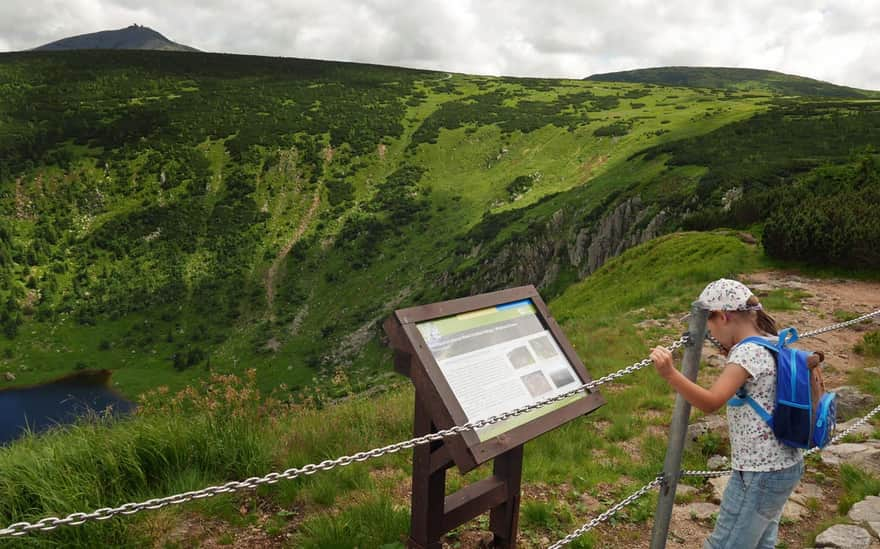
top-left (696, 278), bottom-right (762, 311)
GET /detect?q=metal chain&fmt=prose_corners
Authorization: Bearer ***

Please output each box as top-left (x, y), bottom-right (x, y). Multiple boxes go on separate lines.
top-left (682, 401), bottom-right (880, 479)
top-left (5, 309), bottom-right (876, 538)
top-left (804, 402), bottom-right (880, 456)
top-left (799, 309), bottom-right (880, 339)
top-left (548, 476), bottom-right (664, 549)
top-left (0, 338), bottom-right (687, 537)
top-left (703, 309), bottom-right (880, 349)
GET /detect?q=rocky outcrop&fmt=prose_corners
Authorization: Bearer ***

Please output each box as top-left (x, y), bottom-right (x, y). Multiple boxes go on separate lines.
top-left (569, 196), bottom-right (668, 277)
top-left (451, 194), bottom-right (669, 296)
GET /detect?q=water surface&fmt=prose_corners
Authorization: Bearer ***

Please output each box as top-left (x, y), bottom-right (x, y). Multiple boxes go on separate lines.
top-left (0, 370), bottom-right (135, 445)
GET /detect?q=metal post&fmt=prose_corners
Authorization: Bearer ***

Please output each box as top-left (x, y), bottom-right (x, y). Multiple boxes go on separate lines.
top-left (649, 301), bottom-right (708, 549)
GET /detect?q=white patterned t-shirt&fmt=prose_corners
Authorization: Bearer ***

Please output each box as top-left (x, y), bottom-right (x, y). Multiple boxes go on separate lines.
top-left (726, 339), bottom-right (803, 472)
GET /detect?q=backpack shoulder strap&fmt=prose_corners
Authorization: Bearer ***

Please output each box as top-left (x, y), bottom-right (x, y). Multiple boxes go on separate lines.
top-left (727, 335), bottom-right (779, 427)
top-left (737, 335), bottom-right (779, 354)
top-left (728, 393), bottom-right (773, 425)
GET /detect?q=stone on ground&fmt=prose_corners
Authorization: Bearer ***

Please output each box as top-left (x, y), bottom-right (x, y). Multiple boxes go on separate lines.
top-left (708, 476), bottom-right (728, 504)
top-left (835, 386), bottom-right (875, 421)
top-left (684, 502), bottom-right (719, 521)
top-left (848, 495), bottom-right (880, 539)
top-left (814, 524), bottom-right (872, 548)
top-left (820, 441), bottom-right (880, 475)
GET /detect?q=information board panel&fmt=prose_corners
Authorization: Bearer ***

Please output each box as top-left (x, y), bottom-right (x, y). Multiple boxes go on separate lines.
top-left (385, 285), bottom-right (605, 471)
top-left (415, 299), bottom-right (583, 442)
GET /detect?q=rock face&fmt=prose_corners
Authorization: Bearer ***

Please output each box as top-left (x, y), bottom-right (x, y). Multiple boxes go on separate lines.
top-left (571, 196), bottom-right (667, 277)
top-left (466, 209), bottom-right (569, 294)
top-left (814, 524), bottom-right (872, 548)
top-left (458, 194), bottom-right (669, 296)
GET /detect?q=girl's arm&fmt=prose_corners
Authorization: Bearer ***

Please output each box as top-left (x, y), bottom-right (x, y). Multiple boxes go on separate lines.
top-left (650, 346), bottom-right (751, 413)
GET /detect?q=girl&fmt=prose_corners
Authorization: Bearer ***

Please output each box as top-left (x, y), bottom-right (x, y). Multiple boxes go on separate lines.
top-left (650, 278), bottom-right (803, 549)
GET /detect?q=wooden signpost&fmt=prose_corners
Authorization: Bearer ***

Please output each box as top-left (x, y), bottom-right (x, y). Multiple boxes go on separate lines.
top-left (384, 285), bottom-right (605, 548)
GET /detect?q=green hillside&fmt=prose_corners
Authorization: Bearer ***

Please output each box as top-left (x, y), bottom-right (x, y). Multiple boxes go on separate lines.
top-left (2, 231), bottom-right (878, 547)
top-left (0, 50), bottom-right (879, 405)
top-left (586, 66), bottom-right (880, 98)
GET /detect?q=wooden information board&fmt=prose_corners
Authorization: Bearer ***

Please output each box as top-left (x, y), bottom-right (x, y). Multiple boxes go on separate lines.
top-left (384, 285), bottom-right (605, 548)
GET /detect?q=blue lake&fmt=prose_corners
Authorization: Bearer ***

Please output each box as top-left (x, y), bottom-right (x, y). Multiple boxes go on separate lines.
top-left (0, 370), bottom-right (135, 445)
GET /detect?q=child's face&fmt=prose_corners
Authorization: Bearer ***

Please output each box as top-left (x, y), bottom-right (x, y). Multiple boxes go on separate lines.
top-left (707, 310), bottom-right (734, 350)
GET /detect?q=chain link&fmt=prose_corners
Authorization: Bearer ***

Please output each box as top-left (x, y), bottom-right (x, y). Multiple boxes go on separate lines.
top-left (548, 476), bottom-right (664, 549)
top-left (681, 401), bottom-right (880, 479)
top-left (703, 309), bottom-right (880, 349)
top-left (799, 309), bottom-right (880, 339)
top-left (0, 338), bottom-right (687, 537)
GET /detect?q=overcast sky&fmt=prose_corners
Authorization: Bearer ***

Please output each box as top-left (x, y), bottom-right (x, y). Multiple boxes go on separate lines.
top-left (2, 1), bottom-right (879, 90)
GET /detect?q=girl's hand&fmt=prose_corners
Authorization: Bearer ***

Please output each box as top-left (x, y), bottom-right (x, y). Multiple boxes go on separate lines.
top-left (650, 346), bottom-right (675, 379)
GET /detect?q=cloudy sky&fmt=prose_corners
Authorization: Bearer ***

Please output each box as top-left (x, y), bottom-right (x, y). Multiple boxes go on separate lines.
top-left (2, 0), bottom-right (879, 90)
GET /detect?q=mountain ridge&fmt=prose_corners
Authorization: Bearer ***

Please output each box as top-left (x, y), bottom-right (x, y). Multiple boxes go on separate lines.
top-left (586, 65), bottom-right (879, 98)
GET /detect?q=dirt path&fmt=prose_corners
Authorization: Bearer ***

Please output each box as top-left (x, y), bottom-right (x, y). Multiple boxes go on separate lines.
top-left (264, 191), bottom-right (321, 314)
top-left (741, 270), bottom-right (880, 386)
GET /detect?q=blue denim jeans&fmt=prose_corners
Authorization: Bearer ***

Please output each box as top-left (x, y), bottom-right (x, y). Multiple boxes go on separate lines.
top-left (704, 460), bottom-right (804, 549)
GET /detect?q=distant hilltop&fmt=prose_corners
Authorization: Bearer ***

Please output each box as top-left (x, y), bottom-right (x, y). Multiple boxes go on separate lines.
top-left (34, 24), bottom-right (198, 52)
top-left (586, 66), bottom-right (879, 98)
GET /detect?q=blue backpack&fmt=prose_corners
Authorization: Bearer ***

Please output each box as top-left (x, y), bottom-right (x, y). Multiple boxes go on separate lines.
top-left (727, 328), bottom-right (837, 449)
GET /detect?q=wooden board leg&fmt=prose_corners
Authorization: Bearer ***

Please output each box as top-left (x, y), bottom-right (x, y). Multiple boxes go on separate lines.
top-left (408, 395), bottom-right (447, 549)
top-left (489, 445), bottom-right (523, 548)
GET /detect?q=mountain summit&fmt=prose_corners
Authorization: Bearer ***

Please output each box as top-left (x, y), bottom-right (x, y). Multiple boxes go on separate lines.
top-left (34, 24), bottom-right (198, 52)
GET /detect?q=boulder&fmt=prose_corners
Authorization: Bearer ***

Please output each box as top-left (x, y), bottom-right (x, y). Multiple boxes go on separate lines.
top-left (704, 354), bottom-right (727, 369)
top-left (848, 495), bottom-right (880, 539)
top-left (814, 524), bottom-right (872, 548)
top-left (686, 415), bottom-right (728, 447)
top-left (3, 371), bottom-right (13, 382)
top-left (782, 500), bottom-right (809, 521)
top-left (708, 476), bottom-right (729, 504)
top-left (835, 386), bottom-right (875, 421)
top-left (789, 482), bottom-right (824, 507)
top-left (675, 484), bottom-right (698, 499)
top-left (837, 418), bottom-right (877, 439)
top-left (737, 232), bottom-right (757, 244)
top-left (820, 441), bottom-right (880, 475)
top-left (707, 455), bottom-right (730, 470)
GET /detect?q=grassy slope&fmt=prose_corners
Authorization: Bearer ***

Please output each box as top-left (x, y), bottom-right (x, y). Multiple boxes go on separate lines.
top-left (5, 231), bottom-right (878, 548)
top-left (0, 53), bottom-right (773, 400)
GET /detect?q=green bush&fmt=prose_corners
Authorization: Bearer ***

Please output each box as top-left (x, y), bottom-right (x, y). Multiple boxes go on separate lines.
top-left (855, 330), bottom-right (880, 357)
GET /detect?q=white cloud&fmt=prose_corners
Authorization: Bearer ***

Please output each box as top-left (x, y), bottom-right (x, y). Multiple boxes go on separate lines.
top-left (1, 0), bottom-right (879, 89)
